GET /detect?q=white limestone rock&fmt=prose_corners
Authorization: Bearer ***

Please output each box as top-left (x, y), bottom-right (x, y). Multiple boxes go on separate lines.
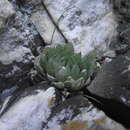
top-left (43, 0), bottom-right (118, 55)
top-left (0, 0), bottom-right (15, 29)
top-left (19, 0), bottom-right (41, 6)
top-left (0, 87), bottom-right (56, 130)
top-left (31, 11), bottom-right (65, 45)
top-left (0, 91), bottom-right (126, 130)
top-left (43, 96), bottom-right (126, 130)
top-left (0, 27), bottom-right (34, 90)
top-left (0, 28), bottom-right (34, 65)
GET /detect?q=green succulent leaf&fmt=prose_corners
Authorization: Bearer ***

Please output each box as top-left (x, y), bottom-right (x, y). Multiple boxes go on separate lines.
top-left (70, 64), bottom-right (80, 80)
top-left (80, 69), bottom-right (87, 78)
top-left (55, 66), bottom-right (68, 82)
top-left (34, 56), bottom-right (45, 75)
top-left (47, 74), bottom-right (56, 81)
top-left (74, 53), bottom-right (82, 67)
top-left (71, 77), bottom-right (85, 90)
top-left (53, 82), bottom-right (64, 89)
top-left (64, 76), bottom-right (75, 88)
top-left (46, 58), bottom-right (55, 76)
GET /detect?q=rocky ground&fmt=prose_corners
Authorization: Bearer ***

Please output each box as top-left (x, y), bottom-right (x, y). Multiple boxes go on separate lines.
top-left (0, 0), bottom-right (129, 130)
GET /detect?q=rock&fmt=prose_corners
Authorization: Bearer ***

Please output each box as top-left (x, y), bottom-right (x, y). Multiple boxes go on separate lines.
top-left (0, 0), bottom-right (46, 91)
top-left (0, 0), bottom-right (15, 29)
top-left (62, 120), bottom-right (124, 130)
top-left (0, 27), bottom-right (34, 91)
top-left (0, 1), bottom-right (128, 130)
top-left (16, 0), bottom-right (41, 6)
top-left (88, 51), bottom-right (130, 107)
top-left (110, 23), bottom-right (130, 55)
top-left (103, 50), bottom-right (116, 58)
top-left (11, 9), bottom-right (45, 56)
top-left (0, 85), bottom-right (59, 130)
top-left (0, 29), bottom-right (33, 64)
top-left (33, 0), bottom-right (118, 55)
top-left (31, 11), bottom-right (65, 45)
top-left (43, 95), bottom-right (126, 130)
top-left (112, 0), bottom-right (130, 22)
top-left (120, 28), bottom-right (130, 49)
top-left (0, 85), bottom-right (125, 130)
top-left (62, 121), bottom-right (87, 130)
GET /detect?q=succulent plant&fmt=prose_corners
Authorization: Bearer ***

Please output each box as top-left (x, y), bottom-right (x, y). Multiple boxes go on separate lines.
top-left (34, 44), bottom-right (97, 90)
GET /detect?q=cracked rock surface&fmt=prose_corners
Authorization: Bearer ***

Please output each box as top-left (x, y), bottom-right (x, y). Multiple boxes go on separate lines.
top-left (0, 0), bottom-right (15, 29)
top-left (31, 0), bottom-right (118, 55)
top-left (0, 0), bottom-right (129, 130)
